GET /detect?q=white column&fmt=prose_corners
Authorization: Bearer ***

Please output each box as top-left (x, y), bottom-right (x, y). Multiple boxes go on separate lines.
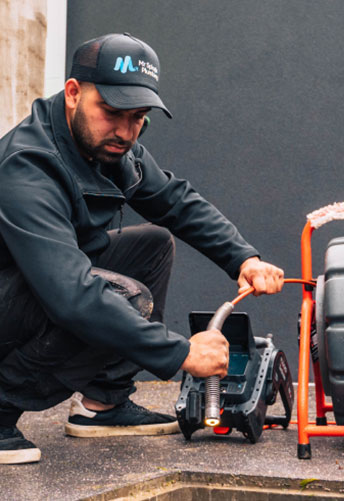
top-left (44, 0), bottom-right (67, 98)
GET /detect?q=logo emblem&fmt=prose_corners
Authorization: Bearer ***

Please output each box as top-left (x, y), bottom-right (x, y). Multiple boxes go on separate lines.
top-left (114, 56), bottom-right (138, 74)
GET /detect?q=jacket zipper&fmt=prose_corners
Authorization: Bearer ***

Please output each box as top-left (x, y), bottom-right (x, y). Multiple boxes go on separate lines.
top-left (118, 161), bottom-right (142, 234)
top-left (118, 201), bottom-right (125, 234)
top-left (122, 161), bottom-right (142, 197)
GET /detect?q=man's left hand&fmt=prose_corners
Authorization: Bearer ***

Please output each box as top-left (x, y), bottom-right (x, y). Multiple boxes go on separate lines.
top-left (238, 257), bottom-right (284, 296)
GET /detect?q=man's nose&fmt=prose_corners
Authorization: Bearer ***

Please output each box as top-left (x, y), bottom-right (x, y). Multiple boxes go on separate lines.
top-left (114, 116), bottom-right (133, 141)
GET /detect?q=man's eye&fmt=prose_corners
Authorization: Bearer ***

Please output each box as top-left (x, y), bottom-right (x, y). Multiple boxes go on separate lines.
top-left (102, 106), bottom-right (117, 115)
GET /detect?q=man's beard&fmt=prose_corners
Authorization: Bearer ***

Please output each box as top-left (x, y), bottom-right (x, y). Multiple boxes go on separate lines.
top-left (70, 104), bottom-right (131, 166)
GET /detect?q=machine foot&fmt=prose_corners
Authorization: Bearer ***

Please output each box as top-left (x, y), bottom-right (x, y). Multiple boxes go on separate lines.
top-left (316, 416), bottom-right (327, 426)
top-left (297, 443), bottom-right (311, 459)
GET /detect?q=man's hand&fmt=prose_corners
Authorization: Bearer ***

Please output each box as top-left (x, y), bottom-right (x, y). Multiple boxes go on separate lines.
top-left (238, 257), bottom-right (284, 296)
top-left (181, 329), bottom-right (229, 379)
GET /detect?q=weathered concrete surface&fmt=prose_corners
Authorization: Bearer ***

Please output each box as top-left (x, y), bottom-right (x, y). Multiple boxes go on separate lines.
top-left (1, 382), bottom-right (344, 500)
top-left (0, 0), bottom-right (46, 136)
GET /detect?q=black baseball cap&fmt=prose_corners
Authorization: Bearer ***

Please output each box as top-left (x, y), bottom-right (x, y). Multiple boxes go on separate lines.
top-left (69, 33), bottom-right (172, 118)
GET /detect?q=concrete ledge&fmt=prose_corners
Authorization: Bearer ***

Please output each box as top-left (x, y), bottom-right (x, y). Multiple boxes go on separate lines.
top-left (84, 471), bottom-right (344, 500)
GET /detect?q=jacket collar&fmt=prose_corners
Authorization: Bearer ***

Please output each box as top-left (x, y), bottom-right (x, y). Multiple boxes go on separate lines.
top-left (50, 91), bottom-right (141, 199)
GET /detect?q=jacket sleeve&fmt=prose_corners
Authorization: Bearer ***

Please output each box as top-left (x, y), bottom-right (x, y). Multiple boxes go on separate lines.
top-left (0, 150), bottom-right (189, 379)
top-left (130, 144), bottom-right (259, 279)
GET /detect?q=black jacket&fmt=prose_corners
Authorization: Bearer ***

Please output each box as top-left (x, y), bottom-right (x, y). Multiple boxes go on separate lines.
top-left (0, 91), bottom-right (259, 379)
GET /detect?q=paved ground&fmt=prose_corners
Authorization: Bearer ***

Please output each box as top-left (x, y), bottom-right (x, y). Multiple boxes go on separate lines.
top-left (1, 381), bottom-right (344, 500)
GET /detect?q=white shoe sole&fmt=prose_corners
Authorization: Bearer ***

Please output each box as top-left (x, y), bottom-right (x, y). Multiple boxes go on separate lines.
top-left (0, 447), bottom-right (41, 464)
top-left (65, 420), bottom-right (180, 437)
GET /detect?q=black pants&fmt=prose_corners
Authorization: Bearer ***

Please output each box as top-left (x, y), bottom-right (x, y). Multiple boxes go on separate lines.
top-left (0, 224), bottom-right (175, 425)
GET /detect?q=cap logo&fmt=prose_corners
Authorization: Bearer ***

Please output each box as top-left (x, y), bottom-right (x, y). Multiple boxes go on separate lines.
top-left (138, 60), bottom-right (159, 82)
top-left (114, 56), bottom-right (139, 74)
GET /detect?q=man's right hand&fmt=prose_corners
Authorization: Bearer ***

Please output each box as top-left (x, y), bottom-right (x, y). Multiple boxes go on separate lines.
top-left (180, 329), bottom-right (229, 379)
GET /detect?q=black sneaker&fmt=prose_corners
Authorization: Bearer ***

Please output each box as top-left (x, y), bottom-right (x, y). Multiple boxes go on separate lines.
top-left (0, 426), bottom-right (41, 464)
top-left (65, 397), bottom-right (180, 437)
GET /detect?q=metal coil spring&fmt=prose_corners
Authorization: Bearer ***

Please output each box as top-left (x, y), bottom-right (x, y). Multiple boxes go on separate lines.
top-left (205, 375), bottom-right (221, 426)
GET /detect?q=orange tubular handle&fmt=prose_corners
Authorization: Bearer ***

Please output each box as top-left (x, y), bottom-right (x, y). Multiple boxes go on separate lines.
top-left (231, 278), bottom-right (316, 306)
top-left (301, 220), bottom-right (314, 283)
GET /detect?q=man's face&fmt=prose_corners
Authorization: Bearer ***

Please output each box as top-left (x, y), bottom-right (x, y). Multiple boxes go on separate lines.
top-left (68, 83), bottom-right (150, 165)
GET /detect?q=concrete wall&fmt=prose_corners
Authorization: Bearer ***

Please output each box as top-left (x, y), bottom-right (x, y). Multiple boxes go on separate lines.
top-left (0, 0), bottom-right (47, 137)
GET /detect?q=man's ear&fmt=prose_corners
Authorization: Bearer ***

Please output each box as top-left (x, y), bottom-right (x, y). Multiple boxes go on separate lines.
top-left (139, 116), bottom-right (150, 137)
top-left (65, 78), bottom-right (82, 110)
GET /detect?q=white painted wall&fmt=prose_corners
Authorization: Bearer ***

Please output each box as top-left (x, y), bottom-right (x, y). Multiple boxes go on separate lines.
top-left (44, 0), bottom-right (67, 98)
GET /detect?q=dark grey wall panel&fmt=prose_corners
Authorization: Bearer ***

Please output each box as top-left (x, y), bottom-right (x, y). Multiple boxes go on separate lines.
top-left (66, 0), bottom-right (344, 380)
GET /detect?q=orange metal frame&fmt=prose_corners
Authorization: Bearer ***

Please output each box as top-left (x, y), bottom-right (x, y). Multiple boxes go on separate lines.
top-left (298, 219), bottom-right (344, 459)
